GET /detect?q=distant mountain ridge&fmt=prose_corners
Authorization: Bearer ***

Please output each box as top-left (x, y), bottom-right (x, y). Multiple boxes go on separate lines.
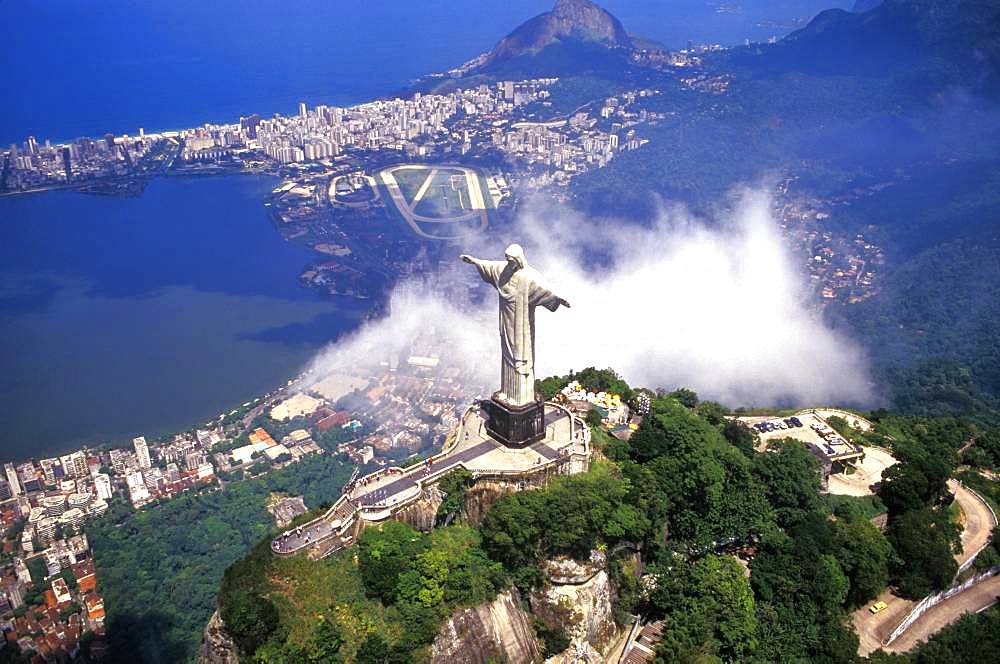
top-left (483, 0), bottom-right (633, 69)
top-left (739, 0), bottom-right (1000, 96)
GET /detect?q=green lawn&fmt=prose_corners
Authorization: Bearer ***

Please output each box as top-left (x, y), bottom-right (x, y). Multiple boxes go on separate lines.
top-left (413, 168), bottom-right (471, 218)
top-left (388, 166), bottom-right (432, 203)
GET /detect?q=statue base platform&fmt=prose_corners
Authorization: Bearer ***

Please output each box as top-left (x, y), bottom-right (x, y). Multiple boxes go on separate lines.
top-left (484, 396), bottom-right (545, 448)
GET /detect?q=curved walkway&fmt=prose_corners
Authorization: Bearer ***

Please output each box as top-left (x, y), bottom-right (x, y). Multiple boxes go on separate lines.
top-left (272, 404), bottom-right (585, 556)
top-left (951, 479), bottom-right (995, 570)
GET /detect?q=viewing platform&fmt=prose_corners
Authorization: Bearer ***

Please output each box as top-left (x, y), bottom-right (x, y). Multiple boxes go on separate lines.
top-left (272, 401), bottom-right (590, 558)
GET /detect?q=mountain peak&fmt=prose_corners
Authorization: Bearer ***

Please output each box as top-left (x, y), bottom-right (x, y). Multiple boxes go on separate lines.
top-left (484, 0), bottom-right (632, 67)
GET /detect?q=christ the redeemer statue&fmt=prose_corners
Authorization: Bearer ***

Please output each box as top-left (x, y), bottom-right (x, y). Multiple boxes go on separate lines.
top-left (461, 244), bottom-right (570, 411)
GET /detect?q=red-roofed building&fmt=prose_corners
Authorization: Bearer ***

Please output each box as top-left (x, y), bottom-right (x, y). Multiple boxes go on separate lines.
top-left (85, 593), bottom-right (105, 623)
top-left (72, 560), bottom-right (96, 594)
top-left (316, 411), bottom-right (350, 432)
top-left (248, 428), bottom-right (277, 447)
top-left (50, 578), bottom-right (71, 607)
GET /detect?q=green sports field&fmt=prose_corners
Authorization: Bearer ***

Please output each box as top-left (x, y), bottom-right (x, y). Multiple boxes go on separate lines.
top-left (390, 167), bottom-right (429, 202)
top-left (413, 168), bottom-right (472, 217)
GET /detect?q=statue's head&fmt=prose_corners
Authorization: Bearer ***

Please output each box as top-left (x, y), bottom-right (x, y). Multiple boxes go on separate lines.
top-left (504, 243), bottom-right (526, 270)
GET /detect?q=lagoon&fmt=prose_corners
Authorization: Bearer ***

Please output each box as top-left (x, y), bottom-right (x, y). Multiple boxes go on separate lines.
top-left (0, 176), bottom-right (366, 459)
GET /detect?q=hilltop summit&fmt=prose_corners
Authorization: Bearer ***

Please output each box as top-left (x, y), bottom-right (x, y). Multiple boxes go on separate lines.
top-left (484, 0), bottom-right (633, 67)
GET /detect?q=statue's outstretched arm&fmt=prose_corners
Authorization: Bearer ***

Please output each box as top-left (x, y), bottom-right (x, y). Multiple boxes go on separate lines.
top-left (460, 254), bottom-right (503, 287)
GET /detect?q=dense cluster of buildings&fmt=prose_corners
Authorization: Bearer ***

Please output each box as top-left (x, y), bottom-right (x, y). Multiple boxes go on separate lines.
top-left (0, 382), bottom-right (358, 660)
top-left (1, 130), bottom-right (177, 192)
top-left (774, 178), bottom-right (886, 305)
top-left (0, 425), bottom-right (228, 657)
top-left (327, 354), bottom-right (484, 465)
top-left (2, 75), bottom-right (659, 198)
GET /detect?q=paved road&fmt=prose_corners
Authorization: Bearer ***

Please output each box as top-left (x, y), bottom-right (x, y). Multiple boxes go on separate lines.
top-left (353, 431), bottom-right (565, 506)
top-left (854, 479), bottom-right (997, 655)
top-left (274, 407), bottom-right (572, 554)
top-left (885, 574), bottom-right (1000, 653)
top-left (951, 479), bottom-right (996, 568)
top-left (273, 519), bottom-right (336, 553)
top-left (854, 590), bottom-right (916, 656)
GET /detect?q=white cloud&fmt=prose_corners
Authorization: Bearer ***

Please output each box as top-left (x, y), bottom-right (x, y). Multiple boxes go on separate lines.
top-left (306, 188), bottom-right (873, 409)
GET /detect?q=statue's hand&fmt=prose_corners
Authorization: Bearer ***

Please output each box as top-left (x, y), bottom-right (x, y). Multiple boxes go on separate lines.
top-left (559, 298), bottom-right (571, 309)
top-left (459, 254), bottom-right (475, 264)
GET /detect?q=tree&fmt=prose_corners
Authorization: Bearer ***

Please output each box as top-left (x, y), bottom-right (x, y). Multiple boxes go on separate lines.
top-left (889, 507), bottom-right (960, 598)
top-left (435, 468), bottom-right (472, 525)
top-left (723, 419), bottom-right (756, 458)
top-left (355, 634), bottom-right (390, 664)
top-left (357, 521), bottom-right (427, 604)
top-left (696, 400), bottom-right (728, 425)
top-left (303, 615), bottom-right (344, 663)
top-left (879, 463), bottom-right (931, 517)
top-left (835, 516), bottom-right (894, 606)
top-left (650, 554), bottom-right (758, 662)
top-left (752, 440), bottom-right (822, 528)
top-left (219, 591), bottom-right (279, 658)
top-left (669, 388), bottom-right (699, 409)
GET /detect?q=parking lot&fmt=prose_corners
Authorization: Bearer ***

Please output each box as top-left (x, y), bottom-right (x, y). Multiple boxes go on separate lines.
top-left (736, 410), bottom-right (897, 496)
top-left (739, 412), bottom-right (850, 452)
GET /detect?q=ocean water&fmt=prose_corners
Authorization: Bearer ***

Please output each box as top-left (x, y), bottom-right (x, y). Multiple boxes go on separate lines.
top-left (0, 1), bottom-right (848, 146)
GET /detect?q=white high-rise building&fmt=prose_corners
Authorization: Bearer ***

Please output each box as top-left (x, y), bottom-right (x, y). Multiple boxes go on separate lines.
top-left (4, 463), bottom-right (20, 498)
top-left (133, 436), bottom-right (151, 470)
top-left (60, 451), bottom-right (88, 478)
top-left (125, 471), bottom-right (150, 507)
top-left (93, 473), bottom-right (113, 501)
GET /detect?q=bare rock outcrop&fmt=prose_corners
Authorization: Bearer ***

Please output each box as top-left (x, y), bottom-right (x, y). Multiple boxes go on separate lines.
top-left (432, 588), bottom-right (542, 664)
top-left (463, 471), bottom-right (559, 525)
top-left (531, 554), bottom-right (622, 661)
top-left (393, 485), bottom-right (444, 531)
top-left (197, 610), bottom-right (240, 664)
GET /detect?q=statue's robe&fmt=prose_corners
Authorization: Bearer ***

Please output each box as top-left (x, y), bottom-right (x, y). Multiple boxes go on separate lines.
top-left (469, 258), bottom-right (565, 407)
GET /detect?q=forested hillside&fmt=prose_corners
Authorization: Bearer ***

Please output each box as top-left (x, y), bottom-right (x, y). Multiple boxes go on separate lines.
top-left (215, 370), bottom-right (1000, 662)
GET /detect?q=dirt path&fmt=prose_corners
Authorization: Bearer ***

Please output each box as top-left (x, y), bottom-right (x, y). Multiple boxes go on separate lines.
top-left (884, 575), bottom-right (1000, 653)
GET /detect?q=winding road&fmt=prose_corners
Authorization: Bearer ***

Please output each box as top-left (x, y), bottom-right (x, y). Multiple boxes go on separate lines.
top-left (853, 478), bottom-right (998, 656)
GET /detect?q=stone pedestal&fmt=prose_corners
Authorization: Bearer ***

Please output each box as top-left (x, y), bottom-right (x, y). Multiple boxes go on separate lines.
top-left (484, 395), bottom-right (545, 448)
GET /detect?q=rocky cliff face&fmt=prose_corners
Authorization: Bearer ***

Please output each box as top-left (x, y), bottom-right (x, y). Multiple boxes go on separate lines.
top-left (197, 610), bottom-right (240, 664)
top-left (392, 485), bottom-right (444, 532)
top-left (431, 588), bottom-right (542, 664)
top-left (463, 472), bottom-right (561, 525)
top-left (531, 554), bottom-right (622, 661)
